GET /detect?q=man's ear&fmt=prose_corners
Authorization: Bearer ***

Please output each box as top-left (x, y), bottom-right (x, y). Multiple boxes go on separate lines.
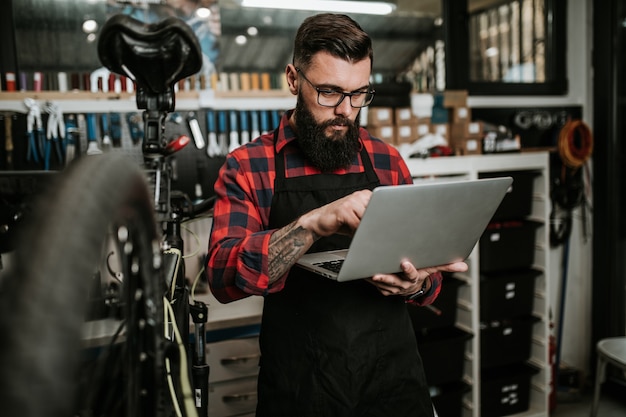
top-left (285, 64), bottom-right (298, 95)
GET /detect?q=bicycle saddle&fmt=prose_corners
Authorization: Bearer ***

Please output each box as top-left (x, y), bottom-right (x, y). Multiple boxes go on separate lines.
top-left (98, 14), bottom-right (202, 110)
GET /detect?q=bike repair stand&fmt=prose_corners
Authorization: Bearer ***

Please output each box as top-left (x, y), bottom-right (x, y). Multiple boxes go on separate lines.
top-left (97, 14), bottom-right (209, 417)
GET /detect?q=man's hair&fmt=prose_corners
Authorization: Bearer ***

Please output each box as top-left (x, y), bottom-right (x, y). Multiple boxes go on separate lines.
top-left (292, 13), bottom-right (373, 70)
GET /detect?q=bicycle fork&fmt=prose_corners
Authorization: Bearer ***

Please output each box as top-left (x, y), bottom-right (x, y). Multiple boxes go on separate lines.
top-left (164, 215), bottom-right (210, 417)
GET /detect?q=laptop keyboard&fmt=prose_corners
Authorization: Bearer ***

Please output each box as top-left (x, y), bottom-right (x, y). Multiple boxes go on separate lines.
top-left (313, 260), bottom-right (344, 273)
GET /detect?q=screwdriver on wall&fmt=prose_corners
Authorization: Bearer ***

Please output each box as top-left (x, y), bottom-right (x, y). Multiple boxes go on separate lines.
top-left (228, 110), bottom-right (240, 153)
top-left (187, 111), bottom-right (205, 150)
top-left (205, 109), bottom-right (220, 157)
top-left (85, 113), bottom-right (103, 155)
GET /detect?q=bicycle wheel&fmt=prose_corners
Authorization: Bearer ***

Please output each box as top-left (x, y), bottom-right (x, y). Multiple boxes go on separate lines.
top-left (0, 153), bottom-right (167, 417)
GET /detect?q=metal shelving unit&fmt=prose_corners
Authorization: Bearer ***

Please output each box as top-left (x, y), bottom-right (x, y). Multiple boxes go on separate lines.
top-left (405, 152), bottom-right (551, 417)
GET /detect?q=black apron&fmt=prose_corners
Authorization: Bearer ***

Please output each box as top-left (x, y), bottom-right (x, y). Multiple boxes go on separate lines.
top-left (256, 132), bottom-right (433, 417)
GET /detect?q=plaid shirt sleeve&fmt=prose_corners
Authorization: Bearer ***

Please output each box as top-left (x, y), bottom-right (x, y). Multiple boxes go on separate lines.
top-left (206, 134), bottom-right (281, 304)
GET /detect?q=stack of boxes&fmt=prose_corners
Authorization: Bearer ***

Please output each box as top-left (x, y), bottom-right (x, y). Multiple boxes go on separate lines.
top-left (434, 90), bottom-right (486, 156)
top-left (366, 107), bottom-right (396, 144)
top-left (367, 90), bottom-right (491, 154)
top-left (366, 105), bottom-right (428, 146)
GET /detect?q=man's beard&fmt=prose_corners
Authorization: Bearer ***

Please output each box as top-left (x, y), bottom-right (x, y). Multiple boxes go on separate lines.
top-left (293, 95), bottom-right (361, 172)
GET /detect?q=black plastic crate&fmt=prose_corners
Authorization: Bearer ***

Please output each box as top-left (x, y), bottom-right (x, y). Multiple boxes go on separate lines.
top-left (480, 268), bottom-right (540, 321)
top-left (479, 170), bottom-right (538, 221)
top-left (416, 326), bottom-right (473, 386)
top-left (431, 381), bottom-right (471, 417)
top-left (408, 275), bottom-right (465, 330)
top-left (481, 363), bottom-right (539, 417)
top-left (479, 220), bottom-right (540, 272)
top-left (480, 316), bottom-right (539, 369)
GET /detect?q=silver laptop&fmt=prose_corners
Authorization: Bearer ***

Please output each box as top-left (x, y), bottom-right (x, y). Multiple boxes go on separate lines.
top-left (296, 177), bottom-right (513, 281)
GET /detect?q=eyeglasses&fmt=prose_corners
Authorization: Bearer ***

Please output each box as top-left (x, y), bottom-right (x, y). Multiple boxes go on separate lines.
top-left (295, 67), bottom-right (375, 108)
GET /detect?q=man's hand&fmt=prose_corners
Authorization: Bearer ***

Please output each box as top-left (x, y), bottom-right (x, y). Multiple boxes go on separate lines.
top-left (367, 261), bottom-right (468, 297)
top-left (297, 189), bottom-right (372, 238)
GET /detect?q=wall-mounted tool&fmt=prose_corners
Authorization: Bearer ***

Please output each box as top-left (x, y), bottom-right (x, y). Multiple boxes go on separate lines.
top-left (217, 110), bottom-right (228, 156)
top-left (271, 110), bottom-right (281, 130)
top-left (44, 101), bottom-right (65, 170)
top-left (187, 111), bottom-right (205, 149)
top-left (228, 110), bottom-right (240, 153)
top-left (24, 98), bottom-right (45, 165)
top-left (250, 110), bottom-right (260, 140)
top-left (85, 113), bottom-right (103, 155)
top-left (4, 113), bottom-right (14, 169)
top-left (100, 113), bottom-right (112, 150)
top-left (126, 112), bottom-right (143, 145)
top-left (240, 110), bottom-right (250, 146)
top-left (205, 110), bottom-right (220, 157)
top-left (109, 113), bottom-right (122, 147)
top-left (64, 114), bottom-right (78, 165)
top-left (260, 110), bottom-right (269, 135)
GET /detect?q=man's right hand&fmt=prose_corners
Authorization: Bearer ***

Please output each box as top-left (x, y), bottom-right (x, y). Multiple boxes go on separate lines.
top-left (297, 189), bottom-right (372, 238)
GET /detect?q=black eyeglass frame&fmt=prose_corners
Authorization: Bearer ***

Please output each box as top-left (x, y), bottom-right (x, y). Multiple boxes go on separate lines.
top-left (295, 67), bottom-right (375, 108)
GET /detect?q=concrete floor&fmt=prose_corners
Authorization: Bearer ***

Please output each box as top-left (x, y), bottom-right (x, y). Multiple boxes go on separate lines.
top-left (551, 389), bottom-right (626, 417)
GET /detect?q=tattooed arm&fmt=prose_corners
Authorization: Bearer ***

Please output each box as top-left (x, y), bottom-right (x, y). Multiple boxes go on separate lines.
top-left (268, 189), bottom-right (372, 283)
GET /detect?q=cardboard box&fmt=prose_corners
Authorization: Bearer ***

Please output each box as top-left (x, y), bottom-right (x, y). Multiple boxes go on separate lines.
top-left (396, 124), bottom-right (415, 144)
top-left (467, 121), bottom-right (485, 138)
top-left (394, 107), bottom-right (418, 125)
top-left (454, 137), bottom-right (482, 155)
top-left (443, 90), bottom-right (469, 108)
top-left (369, 125), bottom-right (396, 145)
top-left (415, 122), bottom-right (431, 138)
top-left (450, 106), bottom-right (472, 123)
top-left (449, 122), bottom-right (469, 143)
top-left (430, 123), bottom-right (448, 139)
top-left (367, 107), bottom-right (394, 126)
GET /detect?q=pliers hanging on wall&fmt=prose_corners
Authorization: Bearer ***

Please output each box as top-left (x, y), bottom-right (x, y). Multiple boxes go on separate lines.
top-left (24, 98), bottom-right (45, 164)
top-left (44, 101), bottom-right (65, 170)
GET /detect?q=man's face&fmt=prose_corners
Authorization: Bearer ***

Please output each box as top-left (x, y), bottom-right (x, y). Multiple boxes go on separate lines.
top-left (292, 53), bottom-right (372, 172)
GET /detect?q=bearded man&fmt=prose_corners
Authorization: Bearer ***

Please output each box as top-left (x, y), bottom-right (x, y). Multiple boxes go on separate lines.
top-left (206, 13), bottom-right (467, 417)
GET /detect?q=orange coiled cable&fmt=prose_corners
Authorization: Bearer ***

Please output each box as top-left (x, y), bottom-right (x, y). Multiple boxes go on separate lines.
top-left (558, 119), bottom-right (593, 169)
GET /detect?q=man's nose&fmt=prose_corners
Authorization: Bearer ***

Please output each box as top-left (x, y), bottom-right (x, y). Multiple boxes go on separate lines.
top-left (334, 96), bottom-right (354, 117)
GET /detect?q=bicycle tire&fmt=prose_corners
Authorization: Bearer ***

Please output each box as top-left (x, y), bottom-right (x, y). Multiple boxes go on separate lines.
top-left (0, 153), bottom-right (166, 417)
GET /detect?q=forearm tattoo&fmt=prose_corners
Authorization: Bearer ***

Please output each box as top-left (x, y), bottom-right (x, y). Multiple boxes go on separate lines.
top-left (268, 220), bottom-right (319, 283)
